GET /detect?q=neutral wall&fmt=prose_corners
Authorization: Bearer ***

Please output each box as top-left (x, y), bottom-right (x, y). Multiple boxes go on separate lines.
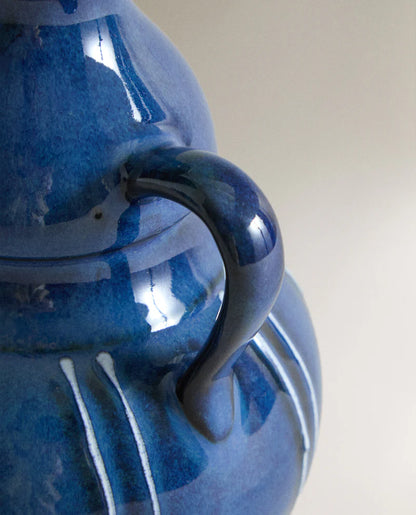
top-left (135, 1), bottom-right (416, 513)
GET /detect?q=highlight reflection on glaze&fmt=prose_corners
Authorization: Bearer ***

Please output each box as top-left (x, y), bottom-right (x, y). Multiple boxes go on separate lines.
top-left (0, 1), bottom-right (321, 513)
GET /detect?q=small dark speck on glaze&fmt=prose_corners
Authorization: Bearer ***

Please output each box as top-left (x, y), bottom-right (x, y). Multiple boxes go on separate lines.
top-left (94, 211), bottom-right (103, 220)
top-left (59, 0), bottom-right (78, 15)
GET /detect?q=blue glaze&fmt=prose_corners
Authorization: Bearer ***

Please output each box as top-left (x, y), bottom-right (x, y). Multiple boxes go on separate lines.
top-left (0, 0), bottom-right (215, 258)
top-left (60, 1), bottom-right (78, 15)
top-left (0, 1), bottom-right (321, 514)
top-left (126, 148), bottom-right (284, 441)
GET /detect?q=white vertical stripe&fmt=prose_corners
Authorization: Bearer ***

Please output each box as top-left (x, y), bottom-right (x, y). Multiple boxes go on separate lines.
top-left (96, 352), bottom-right (161, 515)
top-left (253, 334), bottom-right (310, 491)
top-left (59, 358), bottom-right (116, 515)
top-left (268, 312), bottom-right (320, 449)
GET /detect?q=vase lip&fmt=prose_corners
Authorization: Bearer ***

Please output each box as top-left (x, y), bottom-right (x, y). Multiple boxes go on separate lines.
top-left (0, 0), bottom-right (136, 26)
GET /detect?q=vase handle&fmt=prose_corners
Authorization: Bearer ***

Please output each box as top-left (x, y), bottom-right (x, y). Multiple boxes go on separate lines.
top-left (126, 147), bottom-right (284, 441)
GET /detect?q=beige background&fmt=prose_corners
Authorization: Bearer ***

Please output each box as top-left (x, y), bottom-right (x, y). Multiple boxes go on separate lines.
top-left (135, 1), bottom-right (416, 513)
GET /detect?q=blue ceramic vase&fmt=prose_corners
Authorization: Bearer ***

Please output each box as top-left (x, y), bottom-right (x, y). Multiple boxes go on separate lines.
top-left (0, 1), bottom-right (321, 513)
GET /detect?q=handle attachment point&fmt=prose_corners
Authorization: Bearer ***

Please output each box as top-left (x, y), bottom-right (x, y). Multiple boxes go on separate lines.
top-left (126, 147), bottom-right (284, 441)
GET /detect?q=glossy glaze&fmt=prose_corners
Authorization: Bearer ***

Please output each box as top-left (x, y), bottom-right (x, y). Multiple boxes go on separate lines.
top-left (0, 0), bottom-right (215, 258)
top-left (127, 147), bottom-right (284, 441)
top-left (0, 1), bottom-right (321, 514)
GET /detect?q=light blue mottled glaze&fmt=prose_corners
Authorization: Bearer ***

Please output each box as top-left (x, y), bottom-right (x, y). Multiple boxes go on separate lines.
top-left (0, 1), bottom-right (321, 514)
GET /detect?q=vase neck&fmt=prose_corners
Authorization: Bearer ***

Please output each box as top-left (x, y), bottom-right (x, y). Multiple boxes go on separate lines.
top-left (0, 0), bottom-right (136, 26)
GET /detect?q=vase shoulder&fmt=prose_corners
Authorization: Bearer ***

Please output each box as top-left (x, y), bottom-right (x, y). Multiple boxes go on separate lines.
top-left (0, 0), bottom-right (215, 257)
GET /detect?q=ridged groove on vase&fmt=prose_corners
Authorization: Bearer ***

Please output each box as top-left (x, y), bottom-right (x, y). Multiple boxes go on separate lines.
top-left (96, 352), bottom-right (161, 515)
top-left (252, 333), bottom-right (311, 494)
top-left (59, 357), bottom-right (116, 515)
top-left (268, 312), bottom-right (320, 450)
top-left (0, 209), bottom-right (191, 263)
top-left (0, 211), bottom-right (221, 287)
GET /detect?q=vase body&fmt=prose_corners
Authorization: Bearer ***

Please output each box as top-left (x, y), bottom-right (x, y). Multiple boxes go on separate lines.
top-left (0, 1), bottom-right (321, 514)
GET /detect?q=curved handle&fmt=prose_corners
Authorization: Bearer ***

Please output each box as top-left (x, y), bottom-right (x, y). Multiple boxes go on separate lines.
top-left (126, 147), bottom-right (284, 441)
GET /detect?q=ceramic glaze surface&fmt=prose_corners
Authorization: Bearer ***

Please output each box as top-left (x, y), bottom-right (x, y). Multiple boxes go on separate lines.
top-left (126, 147), bottom-right (285, 442)
top-left (0, 0), bottom-right (215, 258)
top-left (0, 1), bottom-right (321, 514)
